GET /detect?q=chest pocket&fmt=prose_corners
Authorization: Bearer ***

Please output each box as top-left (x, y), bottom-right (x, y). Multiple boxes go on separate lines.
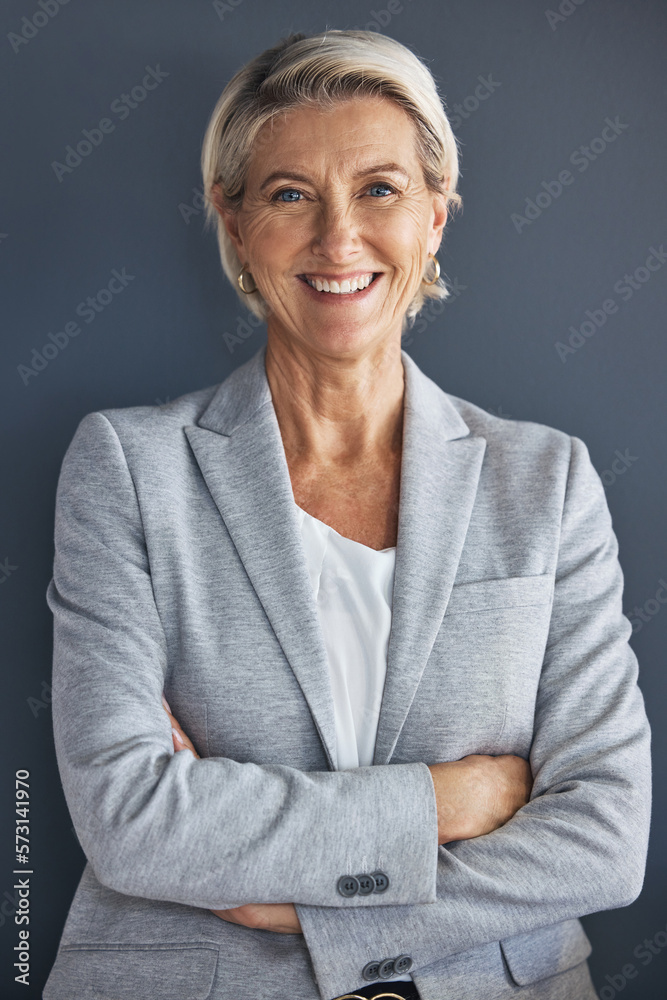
top-left (403, 574), bottom-right (556, 758)
top-left (444, 573), bottom-right (554, 616)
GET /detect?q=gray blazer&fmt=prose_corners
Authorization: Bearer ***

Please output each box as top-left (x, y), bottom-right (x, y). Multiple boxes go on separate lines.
top-left (44, 344), bottom-right (651, 1000)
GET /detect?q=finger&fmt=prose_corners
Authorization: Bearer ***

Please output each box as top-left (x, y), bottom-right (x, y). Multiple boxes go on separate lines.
top-left (166, 712), bottom-right (201, 760)
top-left (171, 725), bottom-right (187, 749)
top-left (210, 903), bottom-right (302, 933)
top-left (160, 694), bottom-right (202, 760)
top-left (171, 725), bottom-right (200, 759)
top-left (211, 908), bottom-right (245, 925)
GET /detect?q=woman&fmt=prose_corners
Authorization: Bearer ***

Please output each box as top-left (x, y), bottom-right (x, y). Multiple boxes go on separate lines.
top-left (44, 30), bottom-right (650, 1000)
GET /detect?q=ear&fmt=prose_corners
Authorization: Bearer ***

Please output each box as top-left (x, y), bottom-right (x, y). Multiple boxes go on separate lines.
top-left (211, 182), bottom-right (246, 260)
top-left (428, 187), bottom-right (448, 256)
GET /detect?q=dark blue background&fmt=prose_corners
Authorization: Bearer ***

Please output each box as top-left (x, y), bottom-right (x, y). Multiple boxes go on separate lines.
top-left (1, 1), bottom-right (665, 996)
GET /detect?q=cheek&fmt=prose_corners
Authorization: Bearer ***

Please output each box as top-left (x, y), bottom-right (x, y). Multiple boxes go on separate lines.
top-left (366, 207), bottom-right (428, 270)
top-left (244, 214), bottom-right (311, 271)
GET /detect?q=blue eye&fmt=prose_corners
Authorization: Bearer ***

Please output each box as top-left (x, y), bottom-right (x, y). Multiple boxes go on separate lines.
top-left (369, 183), bottom-right (394, 197)
top-left (274, 189), bottom-right (301, 202)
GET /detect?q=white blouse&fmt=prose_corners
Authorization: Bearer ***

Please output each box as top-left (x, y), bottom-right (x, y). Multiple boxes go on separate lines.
top-left (295, 505), bottom-right (414, 984)
top-left (295, 503), bottom-right (396, 771)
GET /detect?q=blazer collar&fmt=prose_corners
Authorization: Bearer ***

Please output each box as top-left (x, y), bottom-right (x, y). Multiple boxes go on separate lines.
top-left (185, 344), bottom-right (486, 769)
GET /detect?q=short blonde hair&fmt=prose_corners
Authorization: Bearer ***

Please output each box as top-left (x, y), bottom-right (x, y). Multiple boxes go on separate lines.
top-left (201, 29), bottom-right (462, 328)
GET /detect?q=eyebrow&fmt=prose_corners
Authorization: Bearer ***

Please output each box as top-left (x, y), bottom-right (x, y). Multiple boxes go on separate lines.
top-left (259, 163), bottom-right (411, 192)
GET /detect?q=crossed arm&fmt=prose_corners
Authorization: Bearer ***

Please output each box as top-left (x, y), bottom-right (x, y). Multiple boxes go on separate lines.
top-left (163, 694), bottom-right (532, 935)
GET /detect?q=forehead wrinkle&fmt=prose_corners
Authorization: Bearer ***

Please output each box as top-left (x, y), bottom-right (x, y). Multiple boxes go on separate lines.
top-left (261, 142), bottom-right (419, 188)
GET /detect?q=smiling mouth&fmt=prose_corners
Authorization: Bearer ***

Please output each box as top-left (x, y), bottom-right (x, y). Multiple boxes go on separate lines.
top-left (298, 273), bottom-right (380, 294)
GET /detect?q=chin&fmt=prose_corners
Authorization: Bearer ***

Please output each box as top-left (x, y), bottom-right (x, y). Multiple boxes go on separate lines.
top-left (297, 323), bottom-right (390, 359)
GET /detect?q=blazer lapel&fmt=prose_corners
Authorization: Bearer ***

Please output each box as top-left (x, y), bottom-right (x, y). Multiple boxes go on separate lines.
top-left (372, 352), bottom-right (486, 765)
top-left (184, 345), bottom-right (486, 773)
top-left (184, 347), bottom-right (339, 771)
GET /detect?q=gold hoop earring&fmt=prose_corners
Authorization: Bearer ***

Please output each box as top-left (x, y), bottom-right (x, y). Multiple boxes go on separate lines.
top-left (421, 252), bottom-right (440, 286)
top-left (237, 264), bottom-right (256, 294)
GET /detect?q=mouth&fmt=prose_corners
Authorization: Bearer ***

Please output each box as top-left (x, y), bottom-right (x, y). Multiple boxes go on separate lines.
top-left (297, 272), bottom-right (381, 295)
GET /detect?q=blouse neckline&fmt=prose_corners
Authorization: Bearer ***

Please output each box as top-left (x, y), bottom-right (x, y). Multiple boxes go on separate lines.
top-left (295, 503), bottom-right (396, 555)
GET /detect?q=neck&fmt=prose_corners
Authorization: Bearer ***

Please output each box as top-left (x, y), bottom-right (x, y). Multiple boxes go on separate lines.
top-left (264, 331), bottom-right (405, 467)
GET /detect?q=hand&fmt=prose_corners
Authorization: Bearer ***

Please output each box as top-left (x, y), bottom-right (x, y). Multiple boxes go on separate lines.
top-left (428, 754), bottom-right (532, 844)
top-left (162, 695), bottom-right (200, 758)
top-left (161, 695), bottom-right (303, 935)
top-left (209, 902), bottom-right (302, 934)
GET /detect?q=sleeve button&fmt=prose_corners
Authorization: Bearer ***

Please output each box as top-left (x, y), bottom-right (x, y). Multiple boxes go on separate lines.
top-left (362, 960), bottom-right (380, 981)
top-left (355, 873), bottom-right (375, 895)
top-left (371, 870), bottom-right (389, 893)
top-left (378, 957), bottom-right (396, 979)
top-left (394, 954), bottom-right (413, 974)
top-left (337, 875), bottom-right (359, 897)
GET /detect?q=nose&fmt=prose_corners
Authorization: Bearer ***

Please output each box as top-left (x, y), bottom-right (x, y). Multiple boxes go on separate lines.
top-left (311, 201), bottom-right (361, 263)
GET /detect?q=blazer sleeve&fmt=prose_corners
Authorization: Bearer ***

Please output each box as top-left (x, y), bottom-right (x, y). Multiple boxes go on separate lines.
top-left (47, 411), bottom-right (440, 910)
top-left (294, 434), bottom-right (652, 1000)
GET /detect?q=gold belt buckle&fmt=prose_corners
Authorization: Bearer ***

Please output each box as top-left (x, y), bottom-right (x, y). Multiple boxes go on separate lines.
top-left (336, 994), bottom-right (407, 1000)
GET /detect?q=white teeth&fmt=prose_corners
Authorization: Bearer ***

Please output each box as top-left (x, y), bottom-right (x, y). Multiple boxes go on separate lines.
top-left (305, 273), bottom-right (375, 294)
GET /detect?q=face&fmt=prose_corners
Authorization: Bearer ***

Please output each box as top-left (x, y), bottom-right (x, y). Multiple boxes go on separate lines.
top-left (218, 96), bottom-right (448, 359)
